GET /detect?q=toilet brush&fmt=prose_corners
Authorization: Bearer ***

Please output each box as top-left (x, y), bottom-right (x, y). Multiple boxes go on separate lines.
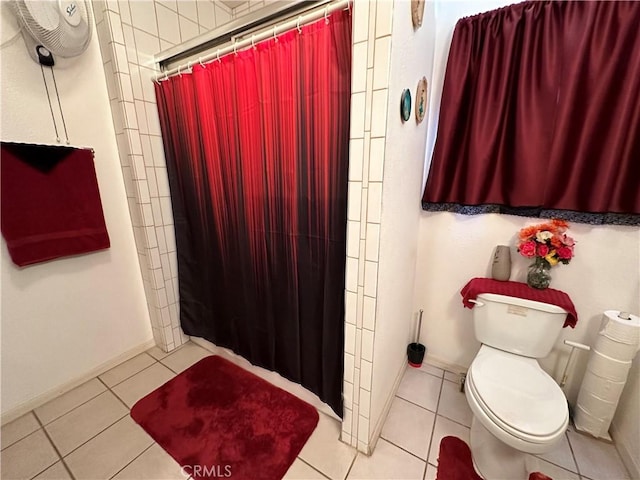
top-left (407, 310), bottom-right (426, 367)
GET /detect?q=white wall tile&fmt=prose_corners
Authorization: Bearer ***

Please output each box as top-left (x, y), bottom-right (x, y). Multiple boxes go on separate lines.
top-left (163, 225), bottom-right (176, 251)
top-left (375, 0), bottom-right (393, 38)
top-left (179, 15), bottom-right (199, 42)
top-left (149, 135), bottom-right (166, 166)
top-left (345, 257), bottom-right (358, 293)
top-left (155, 167), bottom-right (171, 196)
top-left (134, 179), bottom-right (150, 203)
top-left (177, 1), bottom-right (198, 22)
top-left (356, 288), bottom-right (364, 328)
top-left (118, 1), bottom-right (131, 24)
top-left (197, 1), bottom-right (215, 30)
top-left (214, 4), bottom-right (231, 26)
top-left (106, 11), bottom-right (124, 45)
top-left (365, 223), bottom-right (380, 262)
top-left (351, 42), bottom-right (367, 93)
top-left (367, 182), bottom-right (382, 223)
top-left (357, 248), bottom-right (366, 287)
top-left (370, 88), bottom-right (388, 137)
top-left (133, 28), bottom-right (161, 66)
top-left (343, 408), bottom-right (353, 435)
top-left (363, 260), bottom-right (378, 297)
top-left (159, 197), bottom-right (173, 225)
top-left (352, 0), bottom-right (369, 43)
top-left (360, 389), bottom-right (371, 417)
top-left (145, 168), bottom-right (158, 196)
top-left (123, 101), bottom-right (138, 129)
top-left (344, 352), bottom-right (355, 384)
top-left (349, 138), bottom-right (364, 182)
top-left (155, 226), bottom-right (167, 254)
top-left (360, 359), bottom-right (372, 390)
top-left (145, 103), bottom-right (162, 136)
top-left (364, 68), bottom-right (373, 132)
top-left (347, 220), bottom-right (360, 258)
top-left (156, 4), bottom-right (181, 44)
top-left (156, 0), bottom-right (177, 12)
top-left (130, 155), bottom-right (146, 180)
top-left (350, 92), bottom-right (366, 139)
top-left (363, 295), bottom-right (376, 331)
top-left (366, 1), bottom-right (377, 69)
top-left (372, 36), bottom-right (391, 90)
top-left (113, 43), bottom-right (130, 73)
top-left (368, 137), bottom-right (385, 181)
top-left (126, 128), bottom-right (143, 155)
top-left (129, 1), bottom-right (158, 36)
top-left (150, 198), bottom-right (163, 224)
top-left (345, 289), bottom-right (358, 328)
top-left (139, 67), bottom-right (158, 103)
top-left (347, 181), bottom-right (362, 221)
top-left (362, 329), bottom-right (374, 362)
top-left (129, 64), bottom-right (144, 100)
top-left (345, 323), bottom-right (356, 355)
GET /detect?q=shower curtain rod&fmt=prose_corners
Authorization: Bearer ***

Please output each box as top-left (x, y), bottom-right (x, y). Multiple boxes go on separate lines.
top-left (154, 0), bottom-right (351, 82)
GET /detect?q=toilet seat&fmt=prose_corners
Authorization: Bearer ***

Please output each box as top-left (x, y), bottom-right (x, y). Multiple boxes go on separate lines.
top-left (466, 346), bottom-right (568, 451)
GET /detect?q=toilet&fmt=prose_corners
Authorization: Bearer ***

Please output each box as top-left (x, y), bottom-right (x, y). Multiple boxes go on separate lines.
top-left (464, 293), bottom-right (570, 480)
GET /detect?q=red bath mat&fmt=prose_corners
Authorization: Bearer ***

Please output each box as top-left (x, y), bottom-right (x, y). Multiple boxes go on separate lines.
top-left (131, 355), bottom-right (319, 479)
top-left (436, 436), bottom-right (553, 480)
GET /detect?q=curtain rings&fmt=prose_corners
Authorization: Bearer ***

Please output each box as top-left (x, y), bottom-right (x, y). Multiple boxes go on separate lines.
top-left (187, 61), bottom-right (192, 73)
top-left (199, 57), bottom-right (206, 68)
top-left (178, 66), bottom-right (182, 77)
top-left (251, 35), bottom-right (256, 50)
top-left (273, 25), bottom-right (278, 42)
top-left (216, 49), bottom-right (222, 63)
top-left (296, 17), bottom-right (302, 34)
top-left (233, 39), bottom-right (239, 56)
top-left (324, 6), bottom-right (329, 24)
top-left (163, 71), bottom-right (169, 81)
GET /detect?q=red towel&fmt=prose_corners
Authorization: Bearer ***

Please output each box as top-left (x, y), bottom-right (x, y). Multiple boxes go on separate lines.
top-left (461, 277), bottom-right (578, 328)
top-left (1, 142), bottom-right (110, 267)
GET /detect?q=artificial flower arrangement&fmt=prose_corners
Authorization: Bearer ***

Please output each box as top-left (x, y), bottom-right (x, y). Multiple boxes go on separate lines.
top-left (517, 219), bottom-right (575, 288)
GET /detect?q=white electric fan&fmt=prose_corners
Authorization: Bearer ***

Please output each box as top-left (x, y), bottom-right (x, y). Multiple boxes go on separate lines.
top-left (10, 0), bottom-right (92, 65)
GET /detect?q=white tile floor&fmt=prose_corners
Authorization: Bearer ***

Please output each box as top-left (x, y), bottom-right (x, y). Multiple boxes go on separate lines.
top-left (1, 343), bottom-right (632, 480)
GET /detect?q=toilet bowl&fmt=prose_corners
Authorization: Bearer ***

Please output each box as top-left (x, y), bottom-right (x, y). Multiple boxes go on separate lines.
top-left (465, 345), bottom-right (569, 479)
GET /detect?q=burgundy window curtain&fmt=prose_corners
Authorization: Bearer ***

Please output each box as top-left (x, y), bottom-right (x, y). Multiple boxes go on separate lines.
top-left (422, 1), bottom-right (640, 225)
top-left (154, 10), bottom-right (351, 416)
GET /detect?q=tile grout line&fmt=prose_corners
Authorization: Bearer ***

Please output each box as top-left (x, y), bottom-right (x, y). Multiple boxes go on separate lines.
top-left (296, 456), bottom-right (332, 480)
top-left (342, 447), bottom-right (359, 480)
top-left (425, 377), bottom-right (446, 472)
top-left (107, 441), bottom-right (156, 479)
top-left (99, 353), bottom-right (159, 389)
top-left (565, 429), bottom-right (583, 478)
top-left (378, 435), bottom-right (429, 464)
top-left (33, 383), bottom-right (107, 428)
top-left (32, 411), bottom-right (77, 480)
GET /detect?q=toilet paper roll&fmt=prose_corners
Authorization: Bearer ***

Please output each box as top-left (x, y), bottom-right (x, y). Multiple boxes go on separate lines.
top-left (594, 334), bottom-right (639, 361)
top-left (600, 310), bottom-right (640, 346)
top-left (579, 370), bottom-right (627, 403)
top-left (586, 350), bottom-right (632, 382)
top-left (575, 390), bottom-right (618, 421)
top-left (574, 405), bottom-right (610, 438)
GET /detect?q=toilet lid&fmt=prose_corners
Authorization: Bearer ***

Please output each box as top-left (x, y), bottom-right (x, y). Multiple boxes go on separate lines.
top-left (469, 349), bottom-right (567, 437)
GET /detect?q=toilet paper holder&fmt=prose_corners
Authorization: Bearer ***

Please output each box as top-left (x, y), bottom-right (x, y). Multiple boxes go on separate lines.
top-left (560, 340), bottom-right (591, 388)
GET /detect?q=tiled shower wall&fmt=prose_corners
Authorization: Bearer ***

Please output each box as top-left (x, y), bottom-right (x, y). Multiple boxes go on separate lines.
top-left (93, 0), bottom-right (266, 352)
top-left (341, 0), bottom-right (394, 454)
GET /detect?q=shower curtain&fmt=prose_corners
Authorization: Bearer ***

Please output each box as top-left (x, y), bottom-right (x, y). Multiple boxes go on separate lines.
top-left (154, 9), bottom-right (351, 416)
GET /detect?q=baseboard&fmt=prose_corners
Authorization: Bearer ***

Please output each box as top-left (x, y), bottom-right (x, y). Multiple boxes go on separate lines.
top-left (610, 422), bottom-right (640, 480)
top-left (366, 354), bottom-right (408, 455)
top-left (423, 352), bottom-right (468, 375)
top-left (1, 339), bottom-right (156, 425)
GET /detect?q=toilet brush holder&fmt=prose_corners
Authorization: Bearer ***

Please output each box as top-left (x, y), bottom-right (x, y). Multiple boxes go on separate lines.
top-left (408, 310), bottom-right (426, 367)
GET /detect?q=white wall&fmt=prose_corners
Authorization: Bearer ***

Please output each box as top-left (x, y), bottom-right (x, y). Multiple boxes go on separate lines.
top-left (414, 0), bottom-right (640, 475)
top-left (0, 6), bottom-right (152, 416)
top-left (370, 0), bottom-right (436, 436)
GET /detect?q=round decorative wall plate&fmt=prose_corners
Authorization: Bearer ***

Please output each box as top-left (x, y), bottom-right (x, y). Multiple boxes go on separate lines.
top-left (400, 89), bottom-right (411, 122)
top-left (412, 0), bottom-right (425, 29)
top-left (415, 77), bottom-right (427, 124)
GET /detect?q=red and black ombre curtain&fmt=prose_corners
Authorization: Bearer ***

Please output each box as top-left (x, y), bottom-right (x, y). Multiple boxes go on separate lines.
top-left (155, 10), bottom-right (351, 416)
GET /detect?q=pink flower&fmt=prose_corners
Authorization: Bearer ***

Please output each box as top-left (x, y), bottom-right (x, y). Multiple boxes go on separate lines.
top-left (519, 240), bottom-right (537, 258)
top-left (557, 246), bottom-right (573, 260)
top-left (562, 235), bottom-right (576, 247)
top-left (537, 244), bottom-right (550, 257)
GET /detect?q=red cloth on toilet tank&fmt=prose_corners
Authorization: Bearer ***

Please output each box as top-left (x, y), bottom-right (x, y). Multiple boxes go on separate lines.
top-left (461, 278), bottom-right (578, 328)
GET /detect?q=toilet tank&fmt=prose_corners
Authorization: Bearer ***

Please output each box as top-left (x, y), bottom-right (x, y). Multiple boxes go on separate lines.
top-left (472, 293), bottom-right (568, 358)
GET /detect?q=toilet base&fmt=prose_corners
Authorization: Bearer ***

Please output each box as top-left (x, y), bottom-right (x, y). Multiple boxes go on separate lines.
top-left (470, 417), bottom-right (531, 480)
